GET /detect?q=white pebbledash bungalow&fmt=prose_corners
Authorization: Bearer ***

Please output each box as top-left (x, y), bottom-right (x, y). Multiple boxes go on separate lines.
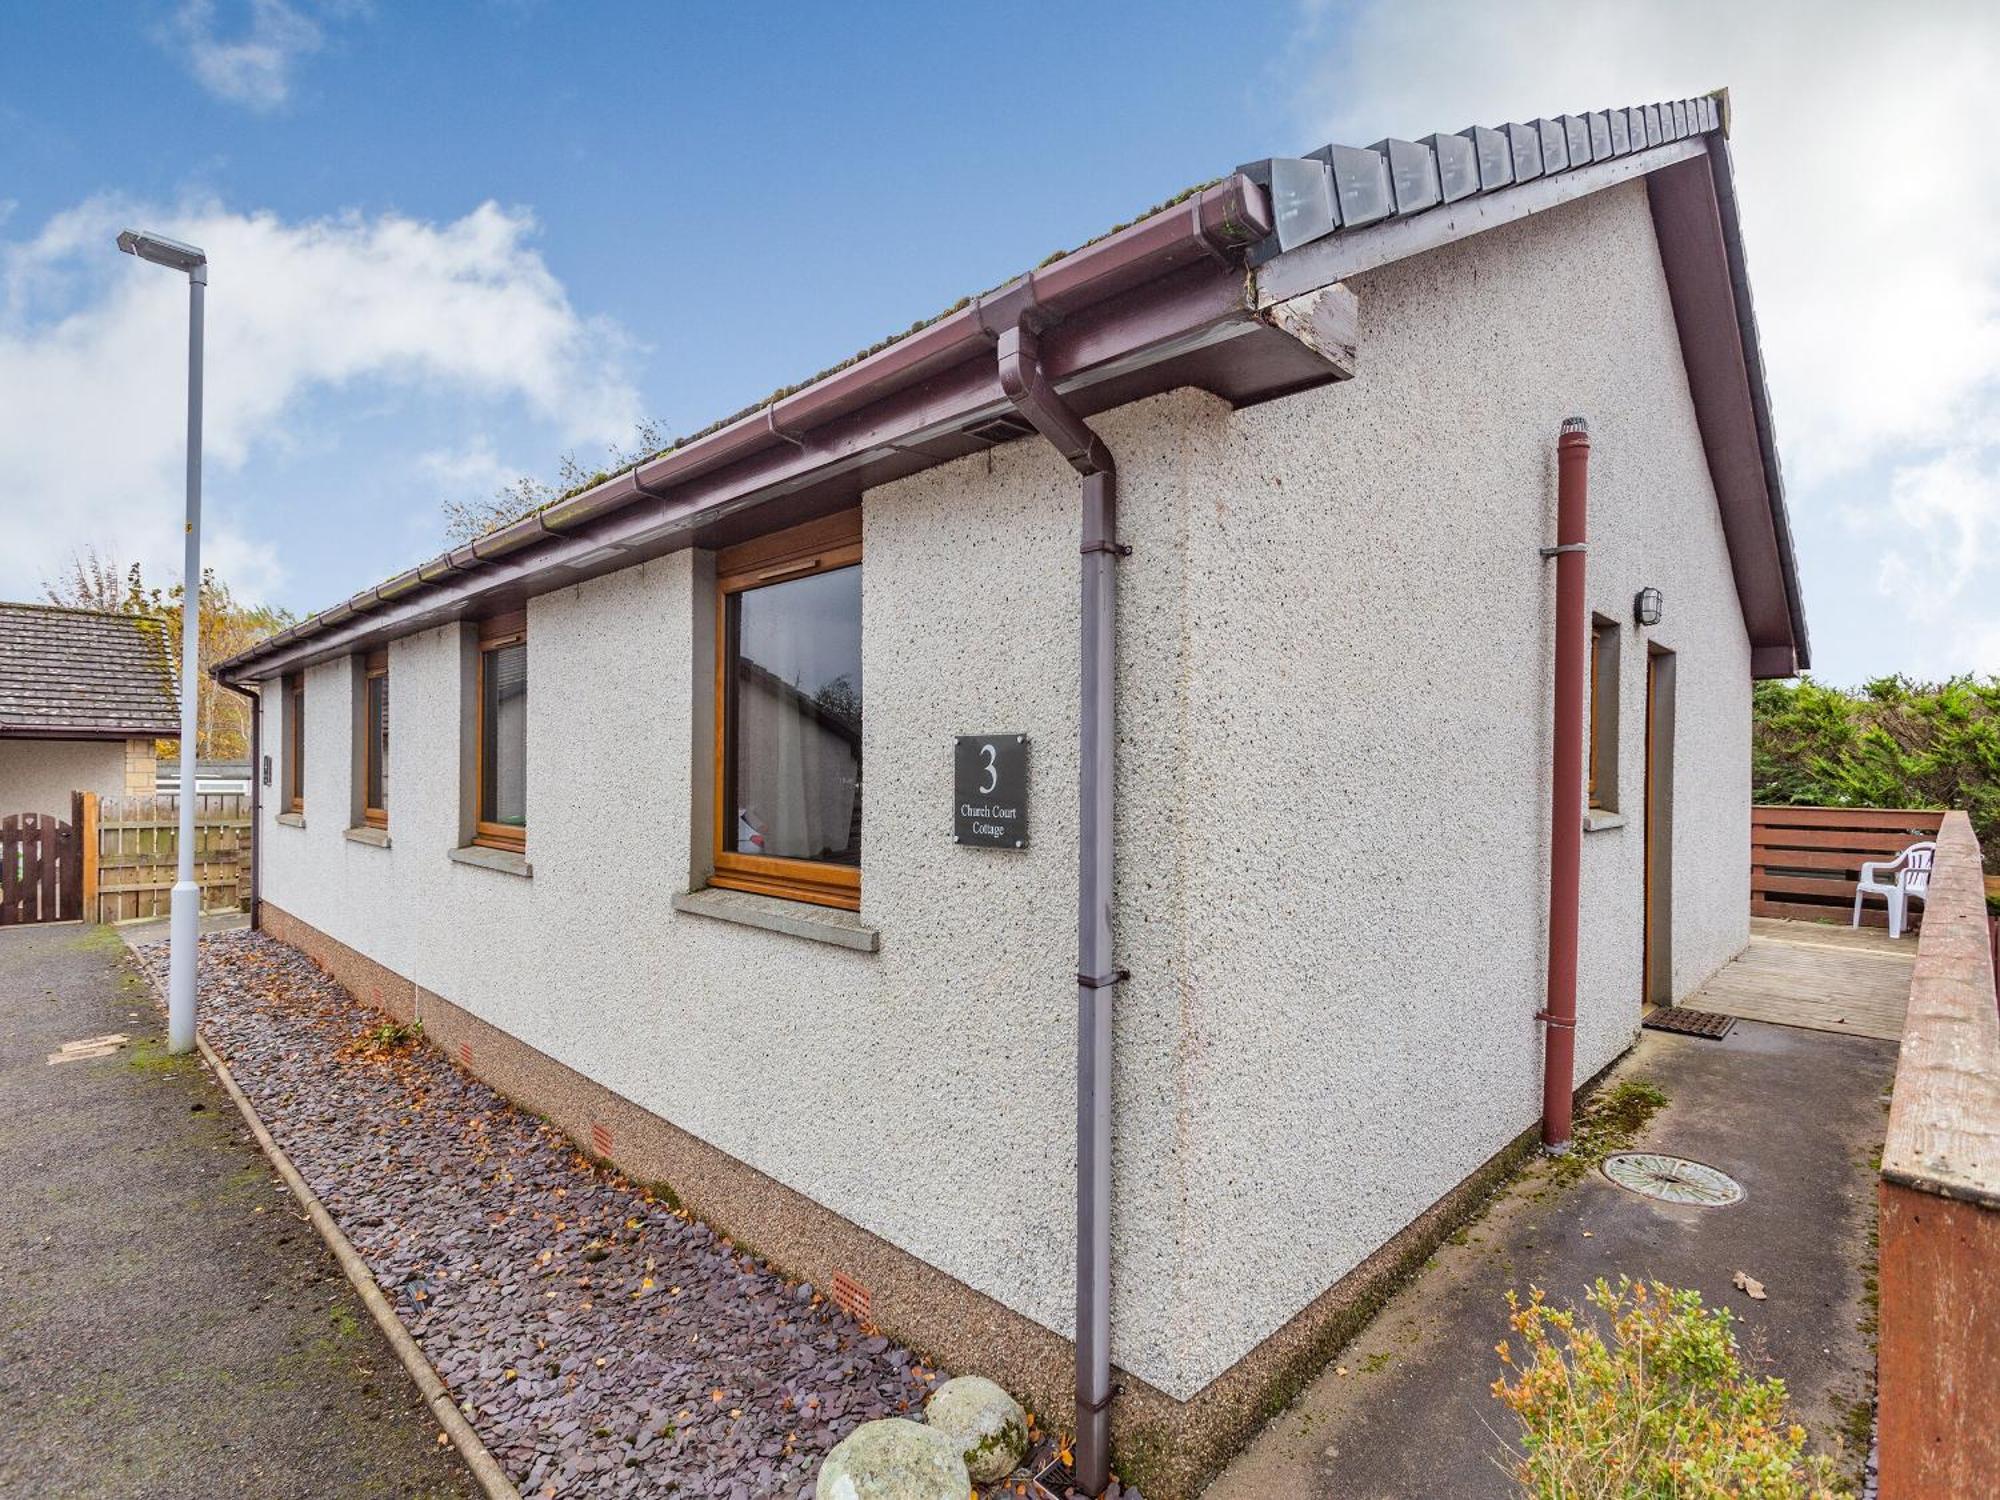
top-left (216, 93), bottom-right (1805, 1498)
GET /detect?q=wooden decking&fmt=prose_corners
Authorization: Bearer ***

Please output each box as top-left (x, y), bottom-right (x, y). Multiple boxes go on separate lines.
top-left (1684, 916), bottom-right (1917, 1041)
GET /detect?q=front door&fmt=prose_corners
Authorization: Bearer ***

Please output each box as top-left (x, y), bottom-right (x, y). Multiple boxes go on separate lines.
top-left (1642, 649), bottom-right (1676, 1008)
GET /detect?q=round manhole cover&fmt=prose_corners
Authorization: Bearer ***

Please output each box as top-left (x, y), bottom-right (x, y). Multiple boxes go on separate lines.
top-left (1601, 1153), bottom-right (1744, 1206)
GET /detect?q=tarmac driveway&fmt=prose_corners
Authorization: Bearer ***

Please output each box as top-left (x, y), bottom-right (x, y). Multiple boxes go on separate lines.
top-left (0, 921), bottom-right (474, 1499)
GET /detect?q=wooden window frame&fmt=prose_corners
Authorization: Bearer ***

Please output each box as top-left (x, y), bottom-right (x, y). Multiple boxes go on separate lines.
top-left (285, 671), bottom-right (305, 813)
top-left (474, 611), bottom-right (528, 852)
top-left (362, 648), bottom-right (389, 828)
top-left (712, 510), bottom-right (863, 911)
top-left (1588, 615), bottom-right (1620, 812)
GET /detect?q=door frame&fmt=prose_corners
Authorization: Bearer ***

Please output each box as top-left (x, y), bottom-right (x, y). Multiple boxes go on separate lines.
top-left (1642, 647), bottom-right (1677, 1009)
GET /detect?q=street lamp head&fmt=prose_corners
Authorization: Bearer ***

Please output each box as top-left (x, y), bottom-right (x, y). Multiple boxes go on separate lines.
top-left (117, 229), bottom-right (207, 276)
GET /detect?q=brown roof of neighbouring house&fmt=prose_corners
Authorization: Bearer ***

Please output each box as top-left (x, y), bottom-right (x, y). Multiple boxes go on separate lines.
top-left (0, 602), bottom-right (180, 739)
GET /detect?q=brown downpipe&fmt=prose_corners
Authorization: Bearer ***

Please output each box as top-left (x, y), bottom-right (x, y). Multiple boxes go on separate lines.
top-left (995, 318), bottom-right (1121, 1498)
top-left (219, 678), bottom-right (262, 931)
top-left (1540, 417), bottom-right (1590, 1150)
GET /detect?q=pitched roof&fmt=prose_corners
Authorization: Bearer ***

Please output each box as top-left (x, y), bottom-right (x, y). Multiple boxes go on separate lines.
top-left (0, 602), bottom-right (180, 739)
top-left (218, 88), bottom-right (1805, 683)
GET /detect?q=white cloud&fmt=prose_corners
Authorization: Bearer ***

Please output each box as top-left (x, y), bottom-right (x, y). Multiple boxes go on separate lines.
top-left (1291, 0), bottom-right (2000, 677)
top-left (172, 0), bottom-right (325, 111)
top-left (0, 195), bottom-right (640, 601)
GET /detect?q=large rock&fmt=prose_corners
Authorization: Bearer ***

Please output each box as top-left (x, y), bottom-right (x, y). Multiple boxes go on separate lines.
top-left (817, 1417), bottom-right (970, 1500)
top-left (925, 1375), bottom-right (1030, 1484)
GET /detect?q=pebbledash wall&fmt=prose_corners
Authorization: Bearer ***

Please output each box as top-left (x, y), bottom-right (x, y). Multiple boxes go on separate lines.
top-left (251, 177), bottom-right (1748, 1479)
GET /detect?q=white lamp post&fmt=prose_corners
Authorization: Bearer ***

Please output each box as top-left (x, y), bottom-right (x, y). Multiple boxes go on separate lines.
top-left (118, 228), bottom-right (207, 1056)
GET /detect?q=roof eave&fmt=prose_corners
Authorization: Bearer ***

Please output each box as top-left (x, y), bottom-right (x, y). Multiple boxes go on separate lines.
top-left (218, 177), bottom-right (1356, 684)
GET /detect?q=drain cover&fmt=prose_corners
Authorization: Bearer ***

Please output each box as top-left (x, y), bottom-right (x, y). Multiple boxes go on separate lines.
top-left (1601, 1153), bottom-right (1744, 1206)
top-left (1643, 1007), bottom-right (1736, 1039)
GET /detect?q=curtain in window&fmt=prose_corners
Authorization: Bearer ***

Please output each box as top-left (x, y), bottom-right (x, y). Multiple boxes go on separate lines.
top-left (730, 567), bottom-right (861, 865)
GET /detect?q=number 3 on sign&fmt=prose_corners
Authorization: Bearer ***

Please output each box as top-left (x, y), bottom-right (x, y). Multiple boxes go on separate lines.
top-left (979, 742), bottom-right (999, 795)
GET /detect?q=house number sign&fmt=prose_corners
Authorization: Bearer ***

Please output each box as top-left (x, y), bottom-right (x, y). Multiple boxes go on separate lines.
top-left (954, 734), bottom-right (1028, 849)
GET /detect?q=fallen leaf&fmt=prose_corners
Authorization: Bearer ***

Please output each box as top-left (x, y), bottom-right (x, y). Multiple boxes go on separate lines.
top-left (1733, 1271), bottom-right (1767, 1300)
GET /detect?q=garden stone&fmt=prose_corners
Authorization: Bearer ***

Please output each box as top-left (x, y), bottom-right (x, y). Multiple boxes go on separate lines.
top-left (816, 1418), bottom-right (968, 1500)
top-left (924, 1374), bottom-right (1029, 1484)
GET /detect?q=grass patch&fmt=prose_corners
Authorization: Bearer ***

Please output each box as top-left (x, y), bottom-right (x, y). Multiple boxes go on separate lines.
top-left (1543, 1079), bottom-right (1668, 1191)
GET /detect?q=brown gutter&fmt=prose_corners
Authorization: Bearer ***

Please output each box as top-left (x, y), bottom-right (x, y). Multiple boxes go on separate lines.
top-left (214, 180), bottom-right (1274, 685)
top-left (1539, 417), bottom-right (1589, 1151)
top-left (995, 318), bottom-right (1121, 1497)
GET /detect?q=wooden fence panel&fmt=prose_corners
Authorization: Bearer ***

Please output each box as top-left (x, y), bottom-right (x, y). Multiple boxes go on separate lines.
top-left (93, 792), bottom-right (251, 924)
top-left (1752, 804), bottom-right (1945, 927)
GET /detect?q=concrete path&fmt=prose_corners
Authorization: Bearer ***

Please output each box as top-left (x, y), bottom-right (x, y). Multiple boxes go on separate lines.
top-left (0, 921), bottom-right (474, 1499)
top-left (1204, 1020), bottom-right (1894, 1500)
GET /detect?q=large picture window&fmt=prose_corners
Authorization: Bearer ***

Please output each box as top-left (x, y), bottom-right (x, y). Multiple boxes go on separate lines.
top-left (714, 511), bottom-right (862, 910)
top-left (285, 671), bottom-right (305, 813)
top-left (477, 612), bottom-right (527, 851)
top-left (363, 648), bottom-right (389, 827)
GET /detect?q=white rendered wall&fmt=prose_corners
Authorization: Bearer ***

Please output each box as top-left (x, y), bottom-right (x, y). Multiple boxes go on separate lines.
top-left (255, 176), bottom-right (1751, 1401)
top-left (0, 738), bottom-right (128, 820)
top-left (1159, 177), bottom-right (1750, 1391)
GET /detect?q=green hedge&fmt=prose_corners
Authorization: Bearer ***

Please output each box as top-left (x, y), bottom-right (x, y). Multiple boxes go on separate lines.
top-left (1753, 675), bottom-right (2000, 870)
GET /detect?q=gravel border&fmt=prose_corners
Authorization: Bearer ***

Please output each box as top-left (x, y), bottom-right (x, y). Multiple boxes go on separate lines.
top-left (137, 930), bottom-right (1137, 1500)
top-left (138, 931), bottom-right (936, 1500)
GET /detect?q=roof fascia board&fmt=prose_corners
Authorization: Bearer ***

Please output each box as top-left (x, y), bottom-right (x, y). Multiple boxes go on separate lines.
top-left (1252, 138), bottom-right (1706, 307)
top-left (1645, 151), bottom-right (1799, 677)
top-left (218, 179), bottom-right (1282, 683)
top-left (218, 261), bottom-right (1305, 685)
top-left (0, 724), bottom-right (177, 741)
top-left (1706, 136), bottom-right (1810, 668)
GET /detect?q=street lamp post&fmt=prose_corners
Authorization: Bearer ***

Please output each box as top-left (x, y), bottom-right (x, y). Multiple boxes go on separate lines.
top-left (118, 229), bottom-right (207, 1056)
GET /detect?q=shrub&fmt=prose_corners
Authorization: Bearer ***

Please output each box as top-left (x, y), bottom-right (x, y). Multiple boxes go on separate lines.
top-left (1493, 1278), bottom-right (1849, 1498)
top-left (1753, 674), bottom-right (2000, 868)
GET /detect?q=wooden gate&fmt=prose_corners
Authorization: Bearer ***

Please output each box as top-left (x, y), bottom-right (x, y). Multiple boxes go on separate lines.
top-left (0, 812), bottom-right (82, 925)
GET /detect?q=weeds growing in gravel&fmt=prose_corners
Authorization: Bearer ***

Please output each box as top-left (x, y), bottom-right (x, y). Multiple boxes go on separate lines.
top-left (1544, 1079), bottom-right (1669, 1190)
top-left (357, 1018), bottom-right (423, 1054)
top-left (1493, 1278), bottom-right (1850, 1498)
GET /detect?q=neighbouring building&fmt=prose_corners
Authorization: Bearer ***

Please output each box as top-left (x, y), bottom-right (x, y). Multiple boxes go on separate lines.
top-left (214, 94), bottom-right (1806, 1497)
top-left (0, 601), bottom-right (176, 820)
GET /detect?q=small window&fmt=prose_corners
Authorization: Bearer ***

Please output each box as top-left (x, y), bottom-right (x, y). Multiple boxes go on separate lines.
top-left (285, 671), bottom-right (305, 813)
top-left (476, 612), bottom-right (527, 851)
top-left (1589, 616), bottom-right (1620, 812)
top-left (363, 648), bottom-right (389, 827)
top-left (714, 511), bottom-right (862, 910)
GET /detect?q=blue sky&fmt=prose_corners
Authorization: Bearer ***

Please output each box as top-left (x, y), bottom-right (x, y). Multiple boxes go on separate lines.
top-left (4, 1), bottom-right (1996, 686)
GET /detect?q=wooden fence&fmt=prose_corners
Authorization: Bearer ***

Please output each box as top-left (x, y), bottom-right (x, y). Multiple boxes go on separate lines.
top-left (1751, 804), bottom-right (1946, 927)
top-left (79, 791), bottom-right (251, 924)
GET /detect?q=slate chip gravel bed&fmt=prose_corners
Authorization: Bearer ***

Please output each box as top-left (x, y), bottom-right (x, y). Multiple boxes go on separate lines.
top-left (136, 930), bottom-right (968, 1500)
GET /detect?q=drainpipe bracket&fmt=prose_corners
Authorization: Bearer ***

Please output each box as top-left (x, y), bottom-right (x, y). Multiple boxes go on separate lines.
top-left (1076, 1385), bottom-right (1120, 1414)
top-left (1077, 969), bottom-right (1130, 990)
top-left (1539, 543), bottom-right (1587, 558)
top-left (1081, 540), bottom-right (1132, 558)
top-left (1535, 1009), bottom-right (1576, 1029)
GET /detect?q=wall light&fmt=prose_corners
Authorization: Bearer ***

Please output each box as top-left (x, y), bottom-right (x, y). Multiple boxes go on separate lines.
top-left (1634, 587), bottom-right (1664, 626)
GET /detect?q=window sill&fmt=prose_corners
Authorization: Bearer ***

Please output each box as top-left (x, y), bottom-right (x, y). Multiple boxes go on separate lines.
top-left (448, 843), bottom-right (532, 878)
top-left (1584, 810), bottom-right (1628, 833)
top-left (344, 825), bottom-right (391, 849)
top-left (275, 811), bottom-right (306, 829)
top-left (673, 886), bottom-right (879, 953)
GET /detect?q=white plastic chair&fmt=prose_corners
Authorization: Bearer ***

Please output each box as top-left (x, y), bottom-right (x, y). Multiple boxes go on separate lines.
top-left (1853, 840), bottom-right (1935, 939)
